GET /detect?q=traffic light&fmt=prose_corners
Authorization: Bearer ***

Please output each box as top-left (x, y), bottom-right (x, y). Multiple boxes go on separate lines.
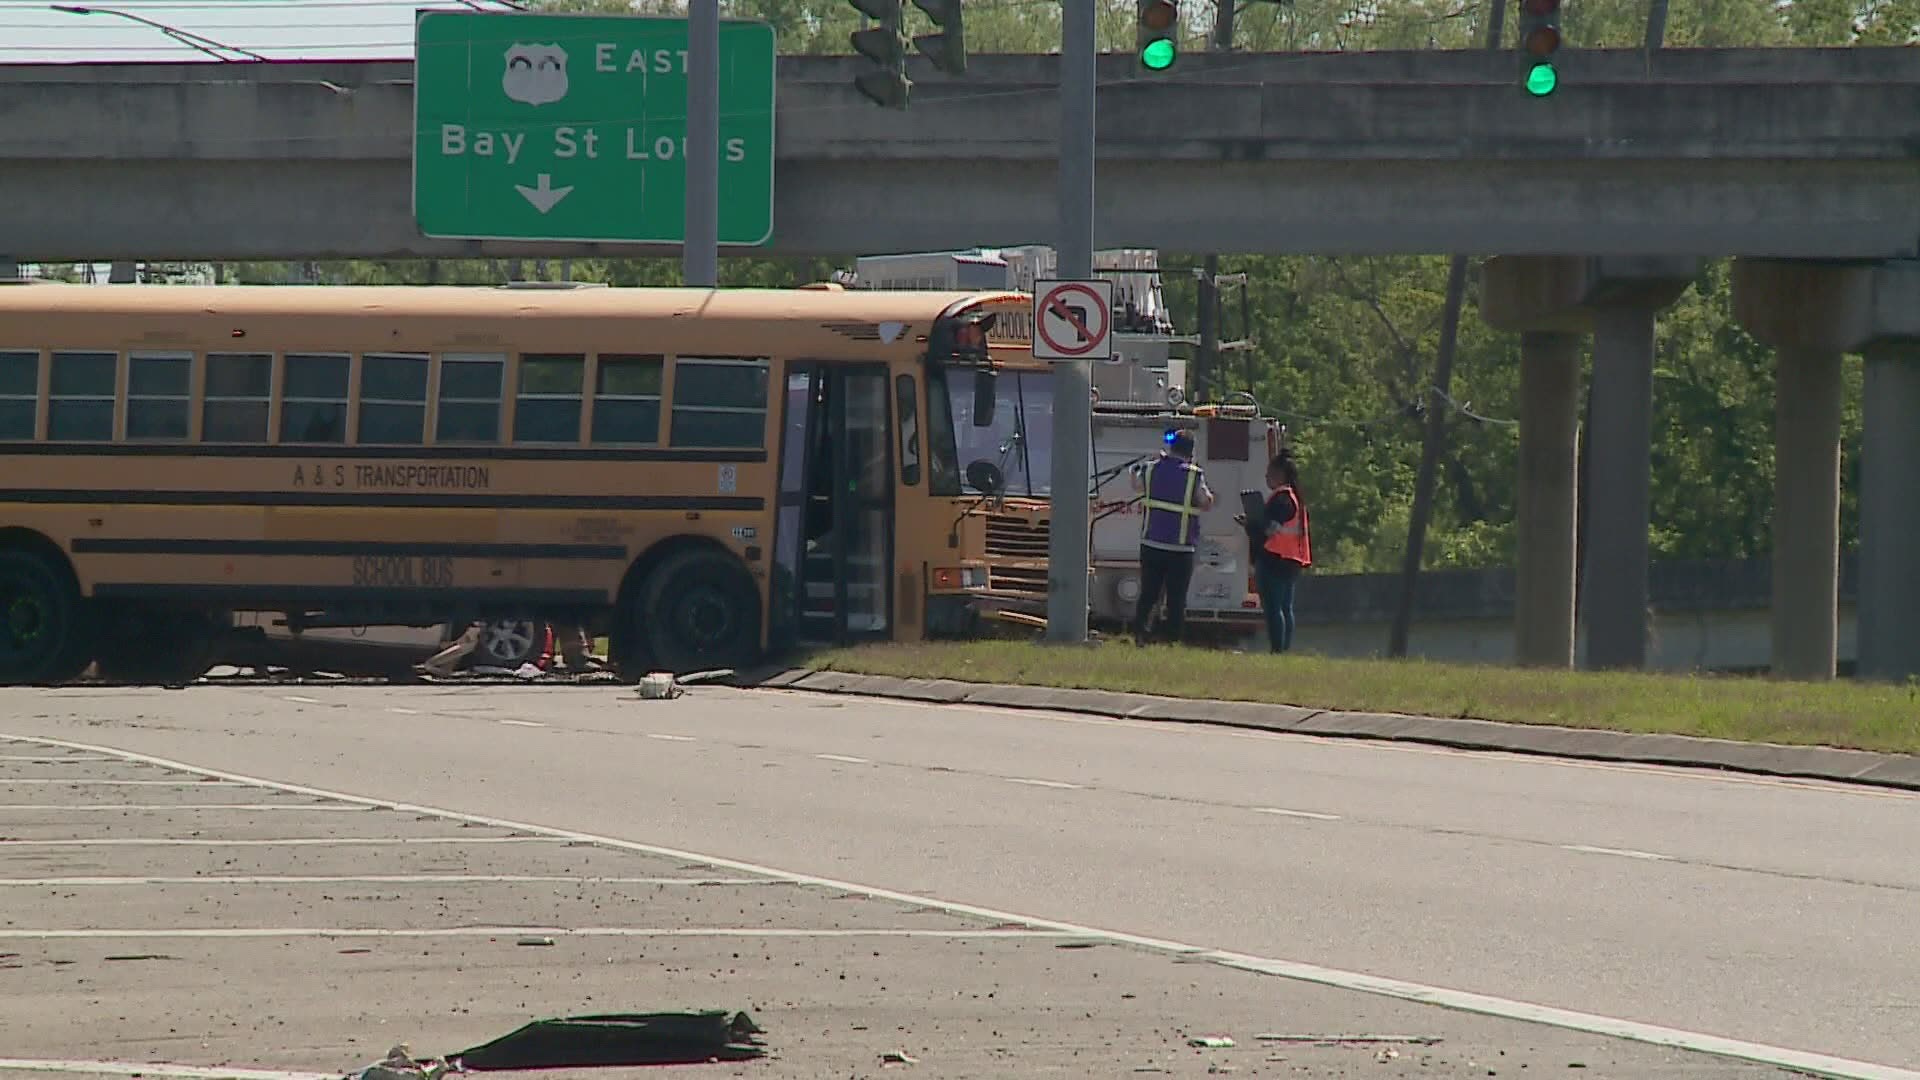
top-left (1517, 0), bottom-right (1561, 96)
top-left (850, 0), bottom-right (909, 108)
top-left (1137, 0), bottom-right (1177, 72)
top-left (911, 0), bottom-right (965, 76)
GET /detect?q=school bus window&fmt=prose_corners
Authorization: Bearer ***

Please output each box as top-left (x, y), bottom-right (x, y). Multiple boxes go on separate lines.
top-left (923, 363), bottom-right (962, 497)
top-left (126, 351), bottom-right (191, 441)
top-left (203, 352), bottom-right (272, 443)
top-left (0, 350), bottom-right (36, 440)
top-left (47, 351), bottom-right (116, 442)
top-left (591, 354), bottom-right (663, 445)
top-left (279, 352), bottom-right (349, 445)
top-left (436, 353), bottom-right (504, 444)
top-left (513, 353), bottom-right (585, 444)
top-left (358, 352), bottom-right (429, 445)
top-left (669, 357), bottom-right (768, 449)
top-left (895, 373), bottom-right (921, 487)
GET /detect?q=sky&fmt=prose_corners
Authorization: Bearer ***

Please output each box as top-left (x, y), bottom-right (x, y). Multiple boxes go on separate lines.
top-left (0, 0), bottom-right (519, 63)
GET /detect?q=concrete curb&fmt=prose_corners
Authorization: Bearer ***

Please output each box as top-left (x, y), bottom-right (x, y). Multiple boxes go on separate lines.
top-left (756, 669), bottom-right (1920, 793)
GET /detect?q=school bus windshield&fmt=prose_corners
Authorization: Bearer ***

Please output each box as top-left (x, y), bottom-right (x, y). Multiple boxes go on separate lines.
top-left (948, 367), bottom-right (1055, 498)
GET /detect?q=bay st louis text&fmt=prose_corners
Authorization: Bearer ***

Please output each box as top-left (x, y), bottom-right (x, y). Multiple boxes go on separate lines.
top-left (440, 44), bottom-right (756, 167)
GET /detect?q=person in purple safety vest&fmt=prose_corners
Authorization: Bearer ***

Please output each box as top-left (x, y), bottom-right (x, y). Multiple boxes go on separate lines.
top-left (1128, 428), bottom-right (1215, 645)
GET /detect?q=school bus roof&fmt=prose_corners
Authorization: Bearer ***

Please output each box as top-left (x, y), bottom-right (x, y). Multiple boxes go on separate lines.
top-left (0, 282), bottom-right (1032, 328)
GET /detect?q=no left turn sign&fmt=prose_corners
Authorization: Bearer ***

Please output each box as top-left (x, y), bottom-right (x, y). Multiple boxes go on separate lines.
top-left (1033, 279), bottom-right (1115, 361)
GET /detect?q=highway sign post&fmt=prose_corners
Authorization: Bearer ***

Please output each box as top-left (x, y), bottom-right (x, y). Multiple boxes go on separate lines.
top-left (412, 11), bottom-right (775, 246)
top-left (1047, 0), bottom-right (1096, 645)
top-left (1033, 279), bottom-right (1114, 362)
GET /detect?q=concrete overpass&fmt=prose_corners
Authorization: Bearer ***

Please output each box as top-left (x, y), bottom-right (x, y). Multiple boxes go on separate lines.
top-left (2, 48), bottom-right (1919, 260)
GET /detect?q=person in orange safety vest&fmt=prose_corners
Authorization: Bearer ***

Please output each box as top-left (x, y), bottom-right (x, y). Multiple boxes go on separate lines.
top-left (1237, 450), bottom-right (1311, 653)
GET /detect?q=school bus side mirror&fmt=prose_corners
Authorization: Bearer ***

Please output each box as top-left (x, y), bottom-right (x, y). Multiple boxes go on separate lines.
top-left (965, 459), bottom-right (1004, 496)
top-left (972, 369), bottom-right (997, 427)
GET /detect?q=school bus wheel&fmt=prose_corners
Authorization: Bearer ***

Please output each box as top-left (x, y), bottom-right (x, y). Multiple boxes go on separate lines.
top-left (637, 548), bottom-right (760, 676)
top-left (0, 547), bottom-right (92, 686)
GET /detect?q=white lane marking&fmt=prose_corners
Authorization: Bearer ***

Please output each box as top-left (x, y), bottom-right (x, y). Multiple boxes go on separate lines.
top-left (0, 927), bottom-right (1084, 940)
top-left (1562, 844), bottom-right (1674, 862)
top-left (9, 733), bottom-right (1915, 1080)
top-left (1005, 777), bottom-right (1081, 789)
top-left (0, 836), bottom-right (557, 848)
top-left (0, 1058), bottom-right (335, 1080)
top-left (388, 708), bottom-right (421, 715)
top-left (815, 753), bottom-right (870, 764)
top-left (0, 779), bottom-right (245, 786)
top-left (281, 696), bottom-right (321, 705)
top-left (0, 875), bottom-right (779, 887)
top-left (499, 720), bottom-right (546, 728)
top-left (646, 733), bottom-right (696, 742)
top-left (1254, 806), bottom-right (1342, 821)
top-left (0, 804), bottom-right (362, 812)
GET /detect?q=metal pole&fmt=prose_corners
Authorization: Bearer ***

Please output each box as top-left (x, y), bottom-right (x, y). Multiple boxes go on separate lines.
top-left (1387, 253), bottom-right (1468, 657)
top-left (684, 0), bottom-right (720, 288)
top-left (1045, 0), bottom-right (1095, 644)
top-left (1196, 257), bottom-right (1218, 401)
top-left (1194, 0), bottom-right (1233, 404)
top-left (1644, 0), bottom-right (1669, 51)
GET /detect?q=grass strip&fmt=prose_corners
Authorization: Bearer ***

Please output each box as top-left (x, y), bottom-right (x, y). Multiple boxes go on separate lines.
top-left (806, 641), bottom-right (1920, 756)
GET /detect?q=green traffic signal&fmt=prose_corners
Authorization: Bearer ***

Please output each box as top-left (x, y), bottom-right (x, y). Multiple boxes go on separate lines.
top-left (1141, 37), bottom-right (1175, 71)
top-left (1525, 61), bottom-right (1558, 96)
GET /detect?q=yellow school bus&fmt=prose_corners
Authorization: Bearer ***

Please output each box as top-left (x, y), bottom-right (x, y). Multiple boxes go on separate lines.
top-left (0, 280), bottom-right (1025, 684)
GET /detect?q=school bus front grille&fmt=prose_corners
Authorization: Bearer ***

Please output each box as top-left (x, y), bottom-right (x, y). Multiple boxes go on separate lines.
top-left (985, 514), bottom-right (1049, 559)
top-left (986, 563), bottom-right (1049, 598)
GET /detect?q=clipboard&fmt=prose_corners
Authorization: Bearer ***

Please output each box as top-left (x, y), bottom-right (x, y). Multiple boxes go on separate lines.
top-left (1239, 489), bottom-right (1268, 528)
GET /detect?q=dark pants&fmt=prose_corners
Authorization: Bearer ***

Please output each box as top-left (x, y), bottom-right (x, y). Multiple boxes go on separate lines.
top-left (1134, 544), bottom-right (1196, 643)
top-left (1255, 557), bottom-right (1302, 653)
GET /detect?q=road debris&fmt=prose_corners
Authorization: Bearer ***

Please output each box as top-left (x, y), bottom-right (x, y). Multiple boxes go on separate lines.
top-left (637, 673), bottom-right (681, 700)
top-left (514, 936), bottom-right (556, 947)
top-left (449, 1011), bottom-right (766, 1069)
top-left (880, 1050), bottom-right (919, 1066)
top-left (1254, 1034), bottom-right (1441, 1046)
top-left (347, 1045), bottom-right (450, 1080)
top-left (1188, 1036), bottom-right (1235, 1048)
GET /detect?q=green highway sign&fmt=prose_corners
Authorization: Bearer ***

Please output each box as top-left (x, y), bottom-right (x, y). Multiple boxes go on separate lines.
top-left (413, 11), bottom-right (775, 245)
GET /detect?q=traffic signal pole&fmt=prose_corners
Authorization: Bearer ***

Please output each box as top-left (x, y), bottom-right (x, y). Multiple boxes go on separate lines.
top-left (684, 0), bottom-right (719, 287)
top-left (1045, 0), bottom-right (1095, 644)
top-left (1195, 0), bottom-right (1233, 403)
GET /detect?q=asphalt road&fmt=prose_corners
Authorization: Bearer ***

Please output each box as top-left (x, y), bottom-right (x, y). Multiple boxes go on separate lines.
top-left (2, 679), bottom-right (1914, 1076)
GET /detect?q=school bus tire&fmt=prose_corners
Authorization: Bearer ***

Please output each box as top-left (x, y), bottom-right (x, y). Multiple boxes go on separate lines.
top-left (635, 548), bottom-right (761, 676)
top-left (0, 547), bottom-right (93, 686)
top-left (92, 604), bottom-right (217, 686)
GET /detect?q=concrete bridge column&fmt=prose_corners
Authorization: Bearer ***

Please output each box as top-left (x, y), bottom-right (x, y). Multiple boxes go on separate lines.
top-left (108, 260), bottom-right (137, 283)
top-left (1731, 258), bottom-right (1877, 680)
top-left (1770, 346), bottom-right (1845, 679)
top-left (0, 256), bottom-right (17, 278)
top-left (1582, 301), bottom-right (1658, 669)
top-left (1482, 256), bottom-right (1697, 671)
top-left (1514, 331), bottom-right (1581, 667)
top-left (1859, 340), bottom-right (1920, 681)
